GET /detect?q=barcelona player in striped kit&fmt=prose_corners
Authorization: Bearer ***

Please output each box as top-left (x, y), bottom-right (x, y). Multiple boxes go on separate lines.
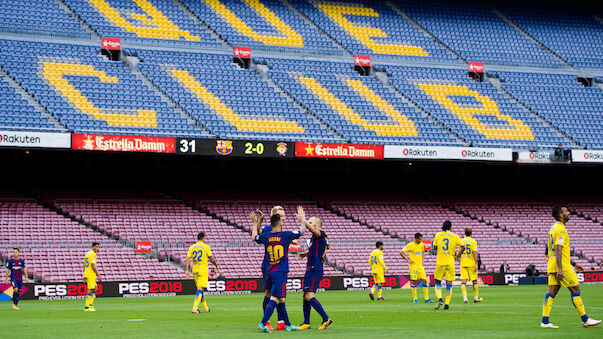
top-left (5, 248), bottom-right (28, 310)
top-left (252, 212), bottom-right (303, 333)
top-left (296, 206), bottom-right (333, 330)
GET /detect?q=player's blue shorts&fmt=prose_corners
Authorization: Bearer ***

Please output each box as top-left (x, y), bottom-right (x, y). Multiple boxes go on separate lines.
top-left (303, 270), bottom-right (323, 293)
top-left (266, 271), bottom-right (288, 298)
top-left (11, 280), bottom-right (23, 290)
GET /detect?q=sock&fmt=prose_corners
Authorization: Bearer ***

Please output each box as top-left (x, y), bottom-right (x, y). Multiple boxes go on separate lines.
top-left (277, 302), bottom-right (284, 323)
top-left (461, 283), bottom-right (467, 299)
top-left (435, 282), bottom-right (442, 300)
top-left (411, 285), bottom-right (417, 300)
top-left (263, 296), bottom-right (269, 311)
top-left (85, 292), bottom-right (92, 308)
top-left (370, 285), bottom-right (376, 294)
top-left (420, 282), bottom-right (429, 300)
top-left (193, 289), bottom-right (203, 310)
top-left (13, 290), bottom-right (20, 306)
top-left (377, 285), bottom-right (383, 298)
top-left (276, 303), bottom-right (291, 326)
top-left (201, 298), bottom-right (208, 311)
top-left (571, 292), bottom-right (589, 322)
top-left (90, 291), bottom-right (96, 307)
top-left (445, 284), bottom-right (452, 305)
top-left (473, 283), bottom-right (479, 299)
top-left (303, 299), bottom-right (311, 325)
top-left (542, 293), bottom-right (555, 323)
top-left (262, 300), bottom-right (277, 325)
top-left (309, 297), bottom-right (329, 322)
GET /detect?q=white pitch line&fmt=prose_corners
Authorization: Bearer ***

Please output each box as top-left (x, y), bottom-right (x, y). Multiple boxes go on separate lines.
top-left (128, 319), bottom-right (146, 322)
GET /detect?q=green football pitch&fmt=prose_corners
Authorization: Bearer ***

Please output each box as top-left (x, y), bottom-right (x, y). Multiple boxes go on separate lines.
top-left (2, 285), bottom-right (602, 338)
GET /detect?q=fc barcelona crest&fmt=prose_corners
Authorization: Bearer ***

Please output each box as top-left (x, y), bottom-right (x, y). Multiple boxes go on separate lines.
top-left (216, 140), bottom-right (233, 155)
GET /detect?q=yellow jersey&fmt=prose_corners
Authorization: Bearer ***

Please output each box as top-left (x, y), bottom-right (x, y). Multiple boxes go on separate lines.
top-left (461, 237), bottom-right (478, 267)
top-left (433, 230), bottom-right (463, 266)
top-left (187, 241), bottom-right (212, 272)
top-left (84, 249), bottom-right (97, 276)
top-left (402, 241), bottom-right (424, 267)
top-left (547, 221), bottom-right (571, 273)
top-left (369, 249), bottom-right (387, 272)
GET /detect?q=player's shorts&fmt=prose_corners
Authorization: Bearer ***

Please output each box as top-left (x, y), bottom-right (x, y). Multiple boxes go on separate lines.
top-left (84, 273), bottom-right (97, 290)
top-left (548, 269), bottom-right (579, 287)
top-left (372, 270), bottom-right (385, 284)
top-left (266, 271), bottom-right (288, 298)
top-left (460, 266), bottom-right (478, 281)
top-left (303, 270), bottom-right (323, 293)
top-left (193, 270), bottom-right (208, 289)
top-left (11, 280), bottom-right (23, 291)
top-left (410, 265), bottom-right (427, 281)
top-left (434, 264), bottom-right (455, 282)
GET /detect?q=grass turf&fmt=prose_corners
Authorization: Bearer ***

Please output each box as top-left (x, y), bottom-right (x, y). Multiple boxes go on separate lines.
top-left (2, 285), bottom-right (602, 338)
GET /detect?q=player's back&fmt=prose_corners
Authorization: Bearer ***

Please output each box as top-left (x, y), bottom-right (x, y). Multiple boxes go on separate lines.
top-left (307, 230), bottom-right (328, 272)
top-left (461, 237), bottom-right (477, 267)
top-left (256, 230), bottom-right (301, 273)
top-left (84, 250), bottom-right (96, 275)
top-left (434, 231), bottom-right (462, 266)
top-left (369, 249), bottom-right (384, 271)
top-left (547, 221), bottom-right (571, 273)
top-left (187, 241), bottom-right (211, 272)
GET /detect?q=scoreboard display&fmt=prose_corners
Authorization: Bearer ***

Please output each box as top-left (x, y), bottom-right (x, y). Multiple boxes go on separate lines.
top-left (176, 138), bottom-right (293, 158)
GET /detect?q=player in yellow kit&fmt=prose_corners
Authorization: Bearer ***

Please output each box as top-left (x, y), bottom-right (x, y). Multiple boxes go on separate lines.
top-left (400, 233), bottom-right (433, 303)
top-left (432, 220), bottom-right (464, 311)
top-left (369, 241), bottom-right (388, 301)
top-left (185, 232), bottom-right (221, 314)
top-left (460, 228), bottom-right (482, 303)
top-left (541, 206), bottom-right (601, 329)
top-left (83, 242), bottom-right (101, 311)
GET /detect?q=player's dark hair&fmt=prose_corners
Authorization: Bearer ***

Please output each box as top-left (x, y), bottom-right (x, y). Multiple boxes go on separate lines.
top-left (465, 228), bottom-right (472, 236)
top-left (376, 241), bottom-right (383, 248)
top-left (552, 205), bottom-right (564, 221)
top-left (92, 242), bottom-right (99, 247)
top-left (442, 220), bottom-right (452, 231)
top-left (414, 233), bottom-right (422, 239)
top-left (13, 247), bottom-right (19, 252)
top-left (271, 213), bottom-right (281, 227)
top-left (197, 232), bottom-right (205, 241)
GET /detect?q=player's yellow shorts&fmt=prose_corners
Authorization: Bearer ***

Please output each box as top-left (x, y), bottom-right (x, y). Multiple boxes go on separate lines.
top-left (434, 265), bottom-right (455, 282)
top-left (193, 270), bottom-right (208, 288)
top-left (84, 273), bottom-right (97, 290)
top-left (460, 266), bottom-right (478, 281)
top-left (548, 270), bottom-right (579, 287)
top-left (372, 271), bottom-right (385, 284)
top-left (410, 265), bottom-right (427, 281)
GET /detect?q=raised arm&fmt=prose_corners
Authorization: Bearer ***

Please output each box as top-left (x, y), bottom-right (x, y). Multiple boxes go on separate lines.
top-left (296, 206), bottom-right (321, 237)
top-left (250, 211), bottom-right (260, 240)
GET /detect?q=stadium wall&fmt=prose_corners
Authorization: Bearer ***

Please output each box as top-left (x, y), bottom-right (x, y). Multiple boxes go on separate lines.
top-left (6, 272), bottom-right (603, 301)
